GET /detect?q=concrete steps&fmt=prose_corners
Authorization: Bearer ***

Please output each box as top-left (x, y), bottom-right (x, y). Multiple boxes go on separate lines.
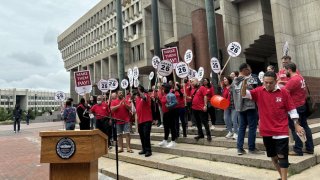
top-left (102, 149), bottom-right (279, 180)
top-left (128, 139), bottom-right (318, 174)
top-left (99, 157), bottom-right (200, 180)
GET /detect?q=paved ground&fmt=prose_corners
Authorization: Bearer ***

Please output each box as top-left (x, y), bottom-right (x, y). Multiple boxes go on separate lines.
top-left (0, 121), bottom-right (113, 180)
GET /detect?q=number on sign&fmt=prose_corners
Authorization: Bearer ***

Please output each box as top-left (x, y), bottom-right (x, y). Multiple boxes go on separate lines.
top-left (301, 80), bottom-right (306, 89)
top-left (230, 45), bottom-right (238, 53)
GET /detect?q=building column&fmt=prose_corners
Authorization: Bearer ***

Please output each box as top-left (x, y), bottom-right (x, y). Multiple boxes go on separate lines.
top-left (109, 55), bottom-right (118, 78)
top-left (101, 58), bottom-right (109, 79)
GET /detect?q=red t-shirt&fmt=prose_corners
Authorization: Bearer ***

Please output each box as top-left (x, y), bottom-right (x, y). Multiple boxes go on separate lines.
top-left (277, 68), bottom-right (301, 85)
top-left (191, 86), bottom-right (207, 111)
top-left (184, 82), bottom-right (192, 102)
top-left (174, 91), bottom-right (184, 108)
top-left (111, 99), bottom-right (130, 124)
top-left (206, 86), bottom-right (215, 99)
top-left (160, 94), bottom-right (169, 113)
top-left (90, 102), bottom-right (110, 120)
top-left (284, 75), bottom-right (306, 107)
top-left (250, 87), bottom-right (296, 136)
top-left (135, 93), bottom-right (153, 124)
top-left (222, 87), bottom-right (231, 102)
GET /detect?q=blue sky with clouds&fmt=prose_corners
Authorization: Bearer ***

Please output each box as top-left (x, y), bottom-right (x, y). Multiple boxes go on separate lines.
top-left (0, 0), bottom-right (100, 92)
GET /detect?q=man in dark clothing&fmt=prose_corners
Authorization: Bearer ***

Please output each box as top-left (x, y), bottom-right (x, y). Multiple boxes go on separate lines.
top-left (13, 104), bottom-right (22, 133)
top-left (77, 98), bottom-right (91, 130)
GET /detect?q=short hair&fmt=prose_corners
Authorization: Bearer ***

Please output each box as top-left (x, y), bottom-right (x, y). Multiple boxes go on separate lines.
top-left (281, 55), bottom-right (291, 61)
top-left (263, 71), bottom-right (277, 80)
top-left (239, 63), bottom-right (250, 72)
top-left (66, 100), bottom-right (72, 106)
top-left (284, 63), bottom-right (297, 72)
top-left (67, 98), bottom-right (73, 102)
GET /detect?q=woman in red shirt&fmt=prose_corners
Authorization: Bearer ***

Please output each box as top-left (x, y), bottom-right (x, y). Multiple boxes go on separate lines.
top-left (174, 83), bottom-right (187, 137)
top-left (203, 78), bottom-right (215, 129)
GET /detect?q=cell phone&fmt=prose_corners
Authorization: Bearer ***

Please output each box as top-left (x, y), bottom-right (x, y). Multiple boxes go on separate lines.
top-left (296, 132), bottom-right (306, 143)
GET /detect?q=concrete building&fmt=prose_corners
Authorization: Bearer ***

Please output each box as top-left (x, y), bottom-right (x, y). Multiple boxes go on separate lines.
top-left (58, 0), bottom-right (320, 100)
top-left (0, 88), bottom-right (69, 111)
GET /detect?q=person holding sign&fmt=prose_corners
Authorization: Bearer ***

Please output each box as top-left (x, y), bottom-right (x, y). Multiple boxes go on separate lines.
top-left (90, 95), bottom-right (112, 149)
top-left (241, 71), bottom-right (304, 180)
top-left (135, 85), bottom-right (153, 157)
top-left (191, 78), bottom-right (212, 141)
top-left (111, 91), bottom-right (133, 153)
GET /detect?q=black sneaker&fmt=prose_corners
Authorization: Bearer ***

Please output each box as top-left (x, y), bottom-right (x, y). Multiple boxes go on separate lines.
top-left (237, 149), bottom-right (246, 155)
top-left (248, 148), bottom-right (264, 155)
top-left (194, 135), bottom-right (204, 140)
top-left (207, 136), bottom-right (212, 142)
top-left (145, 151), bottom-right (152, 157)
top-left (138, 150), bottom-right (146, 155)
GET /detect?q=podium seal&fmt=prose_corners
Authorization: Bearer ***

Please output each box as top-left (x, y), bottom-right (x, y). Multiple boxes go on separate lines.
top-left (56, 137), bottom-right (76, 159)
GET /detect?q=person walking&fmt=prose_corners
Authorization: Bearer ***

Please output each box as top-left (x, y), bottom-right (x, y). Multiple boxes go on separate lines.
top-left (241, 71), bottom-right (304, 180)
top-left (135, 85), bottom-right (153, 157)
top-left (63, 100), bottom-right (76, 130)
top-left (77, 98), bottom-right (90, 130)
top-left (13, 104), bottom-right (22, 133)
top-left (284, 63), bottom-right (314, 156)
top-left (231, 63), bottom-right (261, 155)
top-left (25, 111), bottom-right (31, 125)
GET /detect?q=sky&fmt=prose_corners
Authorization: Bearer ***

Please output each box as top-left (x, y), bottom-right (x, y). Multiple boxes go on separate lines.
top-left (0, 0), bottom-right (101, 93)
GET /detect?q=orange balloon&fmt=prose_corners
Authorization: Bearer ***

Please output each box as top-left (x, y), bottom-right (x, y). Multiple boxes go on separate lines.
top-left (210, 95), bottom-right (230, 110)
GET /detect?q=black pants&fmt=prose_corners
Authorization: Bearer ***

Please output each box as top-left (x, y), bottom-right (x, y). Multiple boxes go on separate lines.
top-left (96, 119), bottom-right (112, 147)
top-left (79, 118), bottom-right (90, 130)
top-left (193, 110), bottom-right (211, 137)
top-left (186, 102), bottom-right (196, 126)
top-left (208, 105), bottom-right (216, 125)
top-left (163, 109), bottom-right (178, 141)
top-left (14, 118), bottom-right (20, 132)
top-left (138, 121), bottom-right (152, 153)
top-left (176, 108), bottom-right (187, 137)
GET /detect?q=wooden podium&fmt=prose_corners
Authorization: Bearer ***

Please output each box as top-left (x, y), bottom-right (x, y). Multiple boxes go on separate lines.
top-left (40, 130), bottom-right (108, 180)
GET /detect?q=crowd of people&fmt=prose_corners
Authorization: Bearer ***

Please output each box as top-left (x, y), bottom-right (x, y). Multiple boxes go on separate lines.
top-left (61, 55), bottom-right (314, 180)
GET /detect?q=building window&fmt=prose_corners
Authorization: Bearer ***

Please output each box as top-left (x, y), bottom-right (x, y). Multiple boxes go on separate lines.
top-left (132, 24), bottom-right (137, 35)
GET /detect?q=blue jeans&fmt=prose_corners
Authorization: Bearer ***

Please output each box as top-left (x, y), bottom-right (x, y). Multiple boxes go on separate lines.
top-left (237, 109), bottom-right (258, 151)
top-left (289, 104), bottom-right (314, 154)
top-left (224, 108), bottom-right (238, 133)
top-left (65, 121), bottom-right (75, 130)
top-left (233, 110), bottom-right (239, 134)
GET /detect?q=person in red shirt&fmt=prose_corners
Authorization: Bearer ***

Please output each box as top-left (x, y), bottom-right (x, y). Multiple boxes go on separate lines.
top-left (90, 95), bottom-right (112, 148)
top-left (191, 78), bottom-right (212, 141)
top-left (184, 78), bottom-right (196, 128)
top-left (284, 63), bottom-right (314, 156)
top-left (241, 71), bottom-right (304, 180)
top-left (277, 56), bottom-right (300, 87)
top-left (111, 90), bottom-right (133, 153)
top-left (203, 78), bottom-right (216, 129)
top-left (135, 85), bottom-right (153, 157)
top-left (174, 82), bottom-right (187, 137)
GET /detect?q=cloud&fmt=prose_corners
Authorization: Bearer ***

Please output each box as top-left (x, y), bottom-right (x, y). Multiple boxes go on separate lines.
top-left (43, 28), bottom-right (60, 45)
top-left (7, 51), bottom-right (49, 66)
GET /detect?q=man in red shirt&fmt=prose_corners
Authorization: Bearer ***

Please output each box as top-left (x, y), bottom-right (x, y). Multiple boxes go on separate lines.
top-left (90, 95), bottom-right (112, 148)
top-left (111, 90), bottom-right (133, 153)
top-left (284, 63), bottom-right (314, 156)
top-left (241, 71), bottom-right (304, 180)
top-left (191, 78), bottom-right (212, 141)
top-left (135, 85), bottom-right (153, 157)
top-left (277, 56), bottom-right (300, 87)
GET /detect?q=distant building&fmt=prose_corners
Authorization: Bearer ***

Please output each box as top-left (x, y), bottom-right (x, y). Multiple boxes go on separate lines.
top-left (58, 0), bottom-right (320, 101)
top-left (0, 88), bottom-right (69, 111)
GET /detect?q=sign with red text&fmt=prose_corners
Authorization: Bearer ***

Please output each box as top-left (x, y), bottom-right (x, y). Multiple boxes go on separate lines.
top-left (162, 47), bottom-right (179, 64)
top-left (74, 70), bottom-right (92, 95)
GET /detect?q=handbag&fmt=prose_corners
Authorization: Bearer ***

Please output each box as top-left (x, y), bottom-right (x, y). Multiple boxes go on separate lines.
top-left (305, 85), bottom-right (317, 118)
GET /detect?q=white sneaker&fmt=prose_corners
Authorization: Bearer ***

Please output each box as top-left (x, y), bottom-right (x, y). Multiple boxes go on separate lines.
top-left (158, 140), bottom-right (168, 147)
top-left (166, 141), bottom-right (176, 148)
top-left (159, 125), bottom-right (163, 128)
top-left (190, 126), bottom-right (196, 130)
top-left (210, 125), bottom-right (215, 130)
top-left (233, 133), bottom-right (238, 140)
top-left (225, 132), bottom-right (234, 139)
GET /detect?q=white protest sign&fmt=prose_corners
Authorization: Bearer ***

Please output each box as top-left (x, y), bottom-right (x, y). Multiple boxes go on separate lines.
top-left (108, 78), bottom-right (118, 90)
top-left (74, 70), bottom-right (92, 95)
top-left (149, 71), bottom-right (154, 80)
top-left (210, 57), bottom-right (221, 74)
top-left (127, 68), bottom-right (133, 78)
top-left (175, 62), bottom-right (189, 78)
top-left (134, 79), bottom-right (139, 88)
top-left (129, 78), bottom-right (133, 87)
top-left (133, 67), bottom-right (139, 80)
top-left (162, 77), bottom-right (167, 83)
top-left (157, 60), bottom-right (173, 77)
top-left (227, 42), bottom-right (241, 57)
top-left (188, 69), bottom-right (197, 79)
top-left (121, 79), bottom-right (129, 89)
top-left (98, 79), bottom-right (109, 93)
top-left (184, 49), bottom-right (193, 64)
top-left (54, 91), bottom-right (66, 102)
top-left (283, 41), bottom-right (289, 56)
top-left (210, 72), bottom-right (212, 78)
top-left (152, 56), bottom-right (161, 69)
top-left (198, 67), bottom-right (204, 81)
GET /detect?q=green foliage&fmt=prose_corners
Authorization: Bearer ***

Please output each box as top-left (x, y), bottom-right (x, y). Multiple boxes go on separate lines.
top-left (0, 108), bottom-right (13, 121)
